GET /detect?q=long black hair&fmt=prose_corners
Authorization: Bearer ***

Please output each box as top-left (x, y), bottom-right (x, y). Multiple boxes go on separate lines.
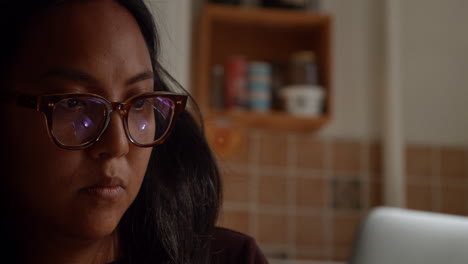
top-left (0, 1), bottom-right (221, 263)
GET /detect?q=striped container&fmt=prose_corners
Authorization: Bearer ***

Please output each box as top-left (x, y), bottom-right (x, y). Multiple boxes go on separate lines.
top-left (248, 61), bottom-right (272, 112)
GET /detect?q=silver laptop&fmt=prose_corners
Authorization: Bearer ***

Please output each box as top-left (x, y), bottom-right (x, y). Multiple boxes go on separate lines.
top-left (350, 207), bottom-right (468, 264)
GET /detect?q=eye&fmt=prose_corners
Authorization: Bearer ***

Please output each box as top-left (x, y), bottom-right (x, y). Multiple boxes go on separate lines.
top-left (67, 99), bottom-right (80, 107)
top-left (59, 98), bottom-right (87, 110)
top-left (133, 99), bottom-right (147, 110)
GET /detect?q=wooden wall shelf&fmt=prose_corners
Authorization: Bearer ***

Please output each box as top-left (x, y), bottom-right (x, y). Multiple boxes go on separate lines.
top-left (207, 110), bottom-right (331, 131)
top-left (192, 4), bottom-right (332, 131)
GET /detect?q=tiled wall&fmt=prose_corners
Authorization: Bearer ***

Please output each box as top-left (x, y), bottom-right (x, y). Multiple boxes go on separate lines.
top-left (406, 145), bottom-right (468, 214)
top-left (213, 129), bottom-right (468, 261)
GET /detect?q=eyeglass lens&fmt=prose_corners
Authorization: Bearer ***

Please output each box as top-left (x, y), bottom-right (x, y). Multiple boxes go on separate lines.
top-left (50, 96), bottom-right (175, 147)
top-left (127, 97), bottom-right (174, 145)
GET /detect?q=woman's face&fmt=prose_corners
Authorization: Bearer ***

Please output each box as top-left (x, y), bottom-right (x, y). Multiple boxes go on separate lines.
top-left (1, 0), bottom-right (154, 240)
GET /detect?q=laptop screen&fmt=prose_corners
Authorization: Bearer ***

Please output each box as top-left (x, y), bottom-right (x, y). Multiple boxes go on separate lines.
top-left (350, 207), bottom-right (468, 264)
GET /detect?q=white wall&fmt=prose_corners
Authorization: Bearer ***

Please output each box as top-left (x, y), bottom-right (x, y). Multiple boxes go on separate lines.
top-left (319, 0), bottom-right (384, 141)
top-left (400, 0), bottom-right (468, 146)
top-left (144, 0), bottom-right (192, 89)
top-left (319, 0), bottom-right (468, 147)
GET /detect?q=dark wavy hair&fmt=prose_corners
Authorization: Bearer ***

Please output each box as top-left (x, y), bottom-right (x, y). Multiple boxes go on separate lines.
top-left (0, 1), bottom-right (221, 263)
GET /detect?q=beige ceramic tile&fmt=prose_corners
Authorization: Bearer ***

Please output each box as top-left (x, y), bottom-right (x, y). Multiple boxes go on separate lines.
top-left (296, 177), bottom-right (327, 208)
top-left (258, 175), bottom-right (288, 205)
top-left (296, 134), bottom-right (325, 170)
top-left (369, 182), bottom-right (383, 207)
top-left (368, 142), bottom-right (382, 176)
top-left (259, 131), bottom-right (288, 167)
top-left (294, 246), bottom-right (327, 260)
top-left (440, 147), bottom-right (467, 186)
top-left (406, 183), bottom-right (433, 211)
top-left (331, 178), bottom-right (362, 210)
top-left (226, 134), bottom-right (250, 163)
top-left (440, 186), bottom-right (467, 216)
top-left (218, 210), bottom-right (251, 235)
top-left (332, 214), bottom-right (362, 249)
top-left (256, 213), bottom-right (288, 244)
top-left (295, 215), bottom-right (325, 246)
top-left (222, 168), bottom-right (250, 203)
top-left (332, 140), bottom-right (362, 174)
top-left (332, 247), bottom-right (353, 262)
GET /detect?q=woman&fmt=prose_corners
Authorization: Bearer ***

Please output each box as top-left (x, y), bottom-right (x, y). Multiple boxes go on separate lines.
top-left (0, 0), bottom-right (267, 263)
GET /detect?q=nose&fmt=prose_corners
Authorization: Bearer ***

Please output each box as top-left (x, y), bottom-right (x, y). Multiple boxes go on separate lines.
top-left (87, 110), bottom-right (130, 159)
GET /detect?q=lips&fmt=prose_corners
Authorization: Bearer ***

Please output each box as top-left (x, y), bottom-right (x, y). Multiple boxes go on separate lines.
top-left (84, 185), bottom-right (124, 199)
top-left (81, 177), bottom-right (126, 200)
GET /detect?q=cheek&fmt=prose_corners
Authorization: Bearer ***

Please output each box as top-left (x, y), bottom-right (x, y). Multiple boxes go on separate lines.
top-left (6, 109), bottom-right (50, 152)
top-left (126, 147), bottom-right (152, 195)
top-left (5, 111), bottom-right (52, 179)
top-left (3, 110), bottom-right (82, 204)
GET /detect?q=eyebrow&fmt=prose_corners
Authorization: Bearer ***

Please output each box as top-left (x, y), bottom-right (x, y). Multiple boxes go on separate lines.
top-left (125, 71), bottom-right (155, 86)
top-left (41, 68), bottom-right (155, 86)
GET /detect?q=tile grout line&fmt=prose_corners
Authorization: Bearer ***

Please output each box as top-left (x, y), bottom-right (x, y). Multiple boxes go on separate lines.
top-left (323, 137), bottom-right (334, 259)
top-left (249, 130), bottom-right (261, 238)
top-left (405, 175), bottom-right (468, 188)
top-left (239, 164), bottom-right (386, 181)
top-left (287, 133), bottom-right (297, 259)
top-left (223, 201), bottom-right (356, 216)
top-left (432, 146), bottom-right (441, 212)
top-left (361, 139), bottom-right (370, 210)
top-left (223, 202), bottom-right (250, 211)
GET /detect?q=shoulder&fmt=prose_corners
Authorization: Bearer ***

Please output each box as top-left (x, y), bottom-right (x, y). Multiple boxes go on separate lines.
top-left (210, 227), bottom-right (269, 264)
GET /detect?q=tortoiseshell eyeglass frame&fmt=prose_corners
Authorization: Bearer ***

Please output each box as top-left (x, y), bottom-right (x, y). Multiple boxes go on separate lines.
top-left (0, 91), bottom-right (188, 150)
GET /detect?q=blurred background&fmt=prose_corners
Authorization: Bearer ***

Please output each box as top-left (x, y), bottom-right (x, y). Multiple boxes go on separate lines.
top-left (146, 0), bottom-right (468, 262)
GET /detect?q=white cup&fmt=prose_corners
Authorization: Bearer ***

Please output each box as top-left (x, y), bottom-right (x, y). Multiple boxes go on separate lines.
top-left (280, 85), bottom-right (325, 117)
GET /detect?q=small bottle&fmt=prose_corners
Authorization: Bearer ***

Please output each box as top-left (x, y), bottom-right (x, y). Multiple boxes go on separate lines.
top-left (211, 64), bottom-right (224, 109)
top-left (210, 0), bottom-right (241, 5)
top-left (225, 56), bottom-right (248, 110)
top-left (306, 0), bottom-right (320, 11)
top-left (289, 51), bottom-right (318, 85)
top-left (241, 0), bottom-right (260, 7)
top-left (261, 0), bottom-right (305, 8)
top-left (271, 62), bottom-right (286, 111)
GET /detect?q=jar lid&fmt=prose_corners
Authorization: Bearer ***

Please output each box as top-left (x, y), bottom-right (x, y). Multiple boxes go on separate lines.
top-left (248, 61), bottom-right (272, 74)
top-left (290, 51), bottom-right (316, 63)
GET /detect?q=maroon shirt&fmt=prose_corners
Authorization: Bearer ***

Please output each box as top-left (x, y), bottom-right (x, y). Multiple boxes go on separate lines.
top-left (210, 227), bottom-right (269, 263)
top-left (110, 227), bottom-right (268, 263)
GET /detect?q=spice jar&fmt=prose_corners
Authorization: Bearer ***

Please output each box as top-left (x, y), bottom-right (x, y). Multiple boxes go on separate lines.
top-left (289, 51), bottom-right (318, 85)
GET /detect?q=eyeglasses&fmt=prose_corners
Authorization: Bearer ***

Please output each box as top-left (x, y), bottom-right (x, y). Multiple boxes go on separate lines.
top-left (0, 91), bottom-right (187, 150)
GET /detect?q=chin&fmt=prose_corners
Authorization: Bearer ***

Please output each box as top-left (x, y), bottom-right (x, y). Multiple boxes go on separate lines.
top-left (61, 210), bottom-right (125, 241)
